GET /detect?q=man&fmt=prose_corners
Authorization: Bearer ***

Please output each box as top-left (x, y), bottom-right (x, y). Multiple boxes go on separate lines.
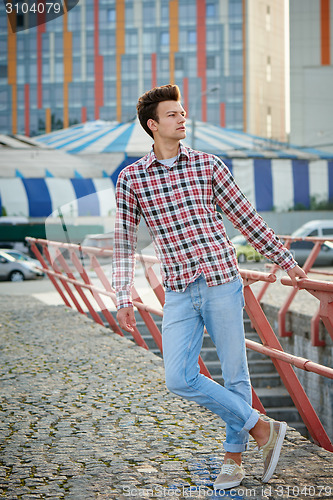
top-left (112, 84), bottom-right (306, 490)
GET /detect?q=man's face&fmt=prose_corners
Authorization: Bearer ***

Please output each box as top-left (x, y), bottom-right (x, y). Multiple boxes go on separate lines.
top-left (149, 100), bottom-right (186, 141)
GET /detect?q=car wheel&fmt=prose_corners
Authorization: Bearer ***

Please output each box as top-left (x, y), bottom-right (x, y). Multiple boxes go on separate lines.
top-left (238, 253), bottom-right (247, 264)
top-left (9, 271), bottom-right (25, 282)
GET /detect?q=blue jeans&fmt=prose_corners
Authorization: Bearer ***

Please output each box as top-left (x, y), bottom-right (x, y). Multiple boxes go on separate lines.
top-left (162, 274), bottom-right (259, 453)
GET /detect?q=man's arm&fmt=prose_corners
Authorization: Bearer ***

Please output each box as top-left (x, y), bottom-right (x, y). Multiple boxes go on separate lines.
top-left (112, 170), bottom-right (141, 316)
top-left (212, 158), bottom-right (306, 279)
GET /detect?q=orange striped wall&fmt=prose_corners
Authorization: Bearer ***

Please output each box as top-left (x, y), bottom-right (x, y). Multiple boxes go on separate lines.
top-left (321, 0), bottom-right (331, 65)
top-left (151, 53), bottom-right (157, 88)
top-left (169, 0), bottom-right (179, 85)
top-left (116, 0), bottom-right (125, 122)
top-left (45, 107), bottom-right (51, 134)
top-left (7, 11), bottom-right (17, 134)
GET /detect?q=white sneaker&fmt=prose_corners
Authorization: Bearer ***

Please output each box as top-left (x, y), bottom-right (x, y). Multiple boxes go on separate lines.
top-left (214, 458), bottom-right (245, 490)
top-left (260, 420), bottom-right (287, 482)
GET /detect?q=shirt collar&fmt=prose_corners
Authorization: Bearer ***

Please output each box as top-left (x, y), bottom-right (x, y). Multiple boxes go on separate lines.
top-left (144, 142), bottom-right (189, 170)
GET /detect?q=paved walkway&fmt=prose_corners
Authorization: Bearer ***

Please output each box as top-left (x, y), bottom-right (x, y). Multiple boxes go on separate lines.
top-left (0, 295), bottom-right (332, 499)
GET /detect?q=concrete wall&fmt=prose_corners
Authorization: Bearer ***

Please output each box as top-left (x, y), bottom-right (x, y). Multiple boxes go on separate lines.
top-left (261, 302), bottom-right (333, 442)
top-left (246, 0), bottom-right (286, 141)
top-left (289, 0), bottom-right (333, 153)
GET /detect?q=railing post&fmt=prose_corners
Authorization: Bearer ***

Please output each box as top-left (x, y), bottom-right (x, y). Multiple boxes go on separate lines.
top-left (244, 285), bottom-right (333, 451)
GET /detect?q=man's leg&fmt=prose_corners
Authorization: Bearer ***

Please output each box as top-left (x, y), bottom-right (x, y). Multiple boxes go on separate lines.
top-left (162, 275), bottom-right (258, 455)
top-left (200, 276), bottom-right (253, 455)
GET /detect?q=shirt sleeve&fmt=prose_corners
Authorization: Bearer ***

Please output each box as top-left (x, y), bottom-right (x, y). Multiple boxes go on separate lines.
top-left (212, 157), bottom-right (297, 272)
top-left (112, 170), bottom-right (141, 310)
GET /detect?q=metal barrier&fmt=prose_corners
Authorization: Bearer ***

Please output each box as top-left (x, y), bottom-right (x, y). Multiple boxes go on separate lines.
top-left (256, 236), bottom-right (333, 345)
top-left (26, 237), bottom-right (333, 452)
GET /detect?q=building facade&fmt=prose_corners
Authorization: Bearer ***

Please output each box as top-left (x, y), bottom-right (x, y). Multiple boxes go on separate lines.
top-left (290, 0), bottom-right (333, 152)
top-left (0, 0), bottom-right (286, 140)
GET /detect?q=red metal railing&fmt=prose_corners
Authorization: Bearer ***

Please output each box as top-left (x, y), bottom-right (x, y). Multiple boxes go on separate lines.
top-left (256, 235), bottom-right (333, 346)
top-left (26, 237), bottom-right (333, 452)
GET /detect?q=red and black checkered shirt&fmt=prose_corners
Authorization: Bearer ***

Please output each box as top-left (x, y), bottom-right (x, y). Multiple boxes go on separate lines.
top-left (112, 143), bottom-right (296, 309)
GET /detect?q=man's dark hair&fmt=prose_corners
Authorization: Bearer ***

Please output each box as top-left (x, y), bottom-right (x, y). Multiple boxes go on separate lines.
top-left (136, 84), bottom-right (181, 138)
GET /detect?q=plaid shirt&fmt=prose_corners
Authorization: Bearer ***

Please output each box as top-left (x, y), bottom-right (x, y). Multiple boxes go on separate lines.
top-left (112, 143), bottom-right (296, 309)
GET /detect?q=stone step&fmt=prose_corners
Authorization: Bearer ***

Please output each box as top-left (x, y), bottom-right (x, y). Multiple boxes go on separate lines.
top-left (248, 358), bottom-right (277, 374)
top-left (250, 371), bottom-right (282, 388)
top-left (265, 406), bottom-right (304, 424)
top-left (254, 387), bottom-right (294, 408)
top-left (203, 360), bottom-right (222, 377)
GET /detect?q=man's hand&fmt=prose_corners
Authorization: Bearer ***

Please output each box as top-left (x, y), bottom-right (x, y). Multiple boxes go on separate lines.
top-left (287, 265), bottom-right (307, 288)
top-left (117, 306), bottom-right (136, 332)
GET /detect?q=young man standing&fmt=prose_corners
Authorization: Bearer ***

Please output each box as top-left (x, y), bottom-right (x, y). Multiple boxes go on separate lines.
top-left (112, 84), bottom-right (306, 490)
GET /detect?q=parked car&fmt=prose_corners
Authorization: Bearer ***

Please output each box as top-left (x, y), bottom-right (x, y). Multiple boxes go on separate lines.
top-left (286, 220), bottom-right (333, 267)
top-left (288, 240), bottom-right (333, 267)
top-left (0, 250), bottom-right (44, 282)
top-left (81, 233), bottom-right (114, 249)
top-left (291, 220), bottom-right (333, 238)
top-left (230, 235), bottom-right (263, 263)
top-left (0, 249), bottom-right (40, 267)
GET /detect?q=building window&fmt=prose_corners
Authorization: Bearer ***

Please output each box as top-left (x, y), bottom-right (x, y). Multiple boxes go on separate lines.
top-left (266, 55), bottom-right (271, 82)
top-left (143, 2), bottom-right (156, 26)
top-left (125, 4), bottom-right (134, 26)
top-left (160, 57), bottom-right (169, 72)
top-left (126, 32), bottom-right (138, 53)
top-left (143, 32), bottom-right (156, 53)
top-left (207, 56), bottom-right (215, 69)
top-left (188, 30), bottom-right (196, 44)
top-left (42, 62), bottom-right (50, 83)
top-left (161, 4), bottom-right (169, 24)
top-left (175, 56), bottom-right (184, 70)
top-left (267, 107), bottom-right (272, 138)
top-left (107, 8), bottom-right (116, 23)
top-left (0, 65), bottom-right (7, 79)
top-left (229, 0), bottom-right (242, 20)
top-left (160, 31), bottom-right (169, 45)
top-left (206, 3), bottom-right (216, 17)
top-left (266, 5), bottom-right (271, 31)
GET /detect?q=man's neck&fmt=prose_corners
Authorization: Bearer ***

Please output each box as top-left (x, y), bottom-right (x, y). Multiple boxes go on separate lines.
top-left (153, 139), bottom-right (180, 160)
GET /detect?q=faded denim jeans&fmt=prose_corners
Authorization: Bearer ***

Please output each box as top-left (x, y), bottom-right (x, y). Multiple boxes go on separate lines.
top-left (162, 274), bottom-right (259, 452)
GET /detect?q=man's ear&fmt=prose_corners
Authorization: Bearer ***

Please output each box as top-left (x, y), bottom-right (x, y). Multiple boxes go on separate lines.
top-left (147, 118), bottom-right (157, 133)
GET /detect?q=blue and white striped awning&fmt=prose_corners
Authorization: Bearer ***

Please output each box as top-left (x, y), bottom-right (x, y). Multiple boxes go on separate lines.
top-left (1, 156), bottom-right (333, 217)
top-left (35, 119), bottom-right (333, 160)
top-left (0, 177), bottom-right (116, 218)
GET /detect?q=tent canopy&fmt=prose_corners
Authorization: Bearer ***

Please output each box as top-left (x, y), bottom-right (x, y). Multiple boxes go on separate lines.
top-left (35, 119), bottom-right (333, 160)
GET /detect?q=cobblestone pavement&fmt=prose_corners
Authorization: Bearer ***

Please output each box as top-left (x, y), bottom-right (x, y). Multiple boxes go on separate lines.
top-left (0, 296), bottom-right (332, 500)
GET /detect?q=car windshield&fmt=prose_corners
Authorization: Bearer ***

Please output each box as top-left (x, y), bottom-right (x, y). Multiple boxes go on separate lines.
top-left (0, 252), bottom-right (16, 262)
top-left (10, 252), bottom-right (27, 261)
top-left (291, 226), bottom-right (310, 237)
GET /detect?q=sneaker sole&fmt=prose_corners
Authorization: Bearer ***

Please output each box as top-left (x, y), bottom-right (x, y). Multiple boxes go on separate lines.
top-left (262, 421), bottom-right (287, 483)
top-left (214, 477), bottom-right (244, 490)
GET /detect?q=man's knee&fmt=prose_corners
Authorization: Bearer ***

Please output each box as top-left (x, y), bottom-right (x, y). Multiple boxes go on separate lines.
top-left (165, 372), bottom-right (189, 396)
top-left (165, 371), bottom-right (198, 397)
